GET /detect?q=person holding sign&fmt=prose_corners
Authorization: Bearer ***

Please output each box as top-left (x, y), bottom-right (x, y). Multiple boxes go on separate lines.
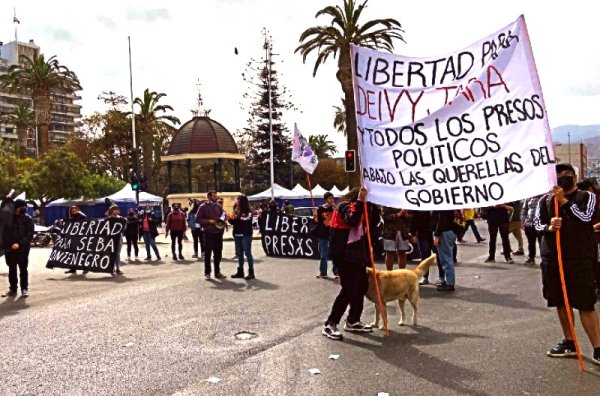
top-left (322, 187), bottom-right (372, 340)
top-left (2, 199), bottom-right (34, 297)
top-left (140, 207), bottom-right (161, 261)
top-left (106, 205), bottom-right (126, 275)
top-left (534, 163), bottom-right (600, 365)
top-left (381, 206), bottom-right (411, 270)
top-left (64, 206), bottom-right (89, 275)
top-left (196, 190), bottom-right (226, 279)
top-left (165, 203), bottom-right (187, 261)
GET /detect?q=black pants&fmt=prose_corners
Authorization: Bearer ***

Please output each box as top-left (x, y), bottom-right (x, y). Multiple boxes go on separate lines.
top-left (5, 251), bottom-right (29, 291)
top-left (126, 235), bottom-right (139, 257)
top-left (524, 226), bottom-right (541, 260)
top-left (488, 222), bottom-right (511, 259)
top-left (192, 229), bottom-right (204, 255)
top-left (170, 231), bottom-right (184, 257)
top-left (326, 259), bottom-right (369, 325)
top-left (204, 232), bottom-right (223, 275)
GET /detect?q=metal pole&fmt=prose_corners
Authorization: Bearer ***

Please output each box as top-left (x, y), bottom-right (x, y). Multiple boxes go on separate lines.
top-left (128, 36), bottom-right (139, 206)
top-left (31, 99), bottom-right (38, 159)
top-left (568, 131), bottom-right (571, 164)
top-left (265, 34), bottom-right (274, 200)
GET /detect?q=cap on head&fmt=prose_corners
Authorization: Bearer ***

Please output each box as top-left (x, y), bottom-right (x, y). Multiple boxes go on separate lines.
top-left (14, 199), bottom-right (27, 209)
top-left (556, 163), bottom-right (575, 174)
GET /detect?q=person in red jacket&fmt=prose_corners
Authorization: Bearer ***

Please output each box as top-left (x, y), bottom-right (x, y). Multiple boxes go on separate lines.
top-left (165, 203), bottom-right (187, 261)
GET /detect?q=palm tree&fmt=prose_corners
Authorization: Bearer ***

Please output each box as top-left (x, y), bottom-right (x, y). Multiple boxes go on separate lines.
top-left (309, 134), bottom-right (338, 158)
top-left (333, 98), bottom-right (346, 135)
top-left (295, 0), bottom-right (404, 187)
top-left (0, 54), bottom-right (81, 154)
top-left (134, 89), bottom-right (180, 190)
top-left (1, 103), bottom-right (34, 158)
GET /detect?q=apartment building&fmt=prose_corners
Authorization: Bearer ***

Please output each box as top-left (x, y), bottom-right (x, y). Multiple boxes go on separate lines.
top-left (0, 39), bottom-right (81, 150)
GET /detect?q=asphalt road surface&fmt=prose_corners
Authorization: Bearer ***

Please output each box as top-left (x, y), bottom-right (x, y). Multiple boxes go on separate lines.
top-left (1, 222), bottom-right (600, 395)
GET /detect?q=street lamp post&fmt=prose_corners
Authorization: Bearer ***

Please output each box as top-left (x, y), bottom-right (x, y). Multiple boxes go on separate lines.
top-left (263, 30), bottom-right (274, 200)
top-left (128, 36), bottom-right (139, 206)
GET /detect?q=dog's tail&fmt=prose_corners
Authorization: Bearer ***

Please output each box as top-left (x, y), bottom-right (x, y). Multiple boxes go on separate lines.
top-left (412, 254), bottom-right (437, 278)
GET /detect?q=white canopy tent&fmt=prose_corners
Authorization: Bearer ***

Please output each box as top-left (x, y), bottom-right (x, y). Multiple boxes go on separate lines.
top-left (248, 183), bottom-right (297, 201)
top-left (290, 183), bottom-right (311, 198)
top-left (329, 185), bottom-right (343, 197)
top-left (310, 184), bottom-right (328, 197)
top-left (105, 183), bottom-right (163, 205)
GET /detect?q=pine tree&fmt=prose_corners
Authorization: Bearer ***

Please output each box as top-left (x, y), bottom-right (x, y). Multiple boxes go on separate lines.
top-left (236, 36), bottom-right (295, 191)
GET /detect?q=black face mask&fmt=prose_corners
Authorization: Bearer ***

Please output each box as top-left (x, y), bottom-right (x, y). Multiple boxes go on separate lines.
top-left (17, 208), bottom-right (26, 215)
top-left (557, 175), bottom-right (575, 191)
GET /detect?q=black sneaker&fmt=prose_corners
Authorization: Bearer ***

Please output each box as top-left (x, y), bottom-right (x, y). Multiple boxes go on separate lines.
top-left (484, 257), bottom-right (495, 263)
top-left (505, 258), bottom-right (515, 264)
top-left (3, 289), bottom-right (17, 297)
top-left (547, 339), bottom-right (577, 358)
top-left (179, 255), bottom-right (185, 260)
top-left (322, 323), bottom-right (343, 340)
top-left (419, 278), bottom-right (429, 285)
top-left (593, 348), bottom-right (600, 365)
top-left (65, 269), bottom-right (76, 274)
top-left (436, 284), bottom-right (455, 292)
top-left (215, 273), bottom-right (226, 279)
top-left (344, 319), bottom-right (373, 333)
top-left (145, 257), bottom-right (152, 261)
top-left (116, 270), bottom-right (123, 275)
top-left (524, 258), bottom-right (535, 265)
top-left (173, 256), bottom-right (178, 261)
top-left (513, 250), bottom-right (525, 256)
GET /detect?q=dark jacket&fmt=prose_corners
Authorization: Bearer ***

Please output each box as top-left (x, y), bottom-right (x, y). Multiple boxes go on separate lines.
top-left (485, 206), bottom-right (511, 225)
top-left (139, 213), bottom-right (159, 237)
top-left (125, 215), bottom-right (139, 238)
top-left (315, 204), bottom-right (334, 240)
top-left (2, 213), bottom-right (34, 253)
top-left (431, 210), bottom-right (455, 237)
top-left (329, 200), bottom-right (369, 265)
top-left (381, 206), bottom-right (410, 240)
top-left (196, 201), bottom-right (224, 234)
top-left (229, 211), bottom-right (253, 236)
top-left (165, 209), bottom-right (187, 233)
top-left (410, 211), bottom-right (433, 243)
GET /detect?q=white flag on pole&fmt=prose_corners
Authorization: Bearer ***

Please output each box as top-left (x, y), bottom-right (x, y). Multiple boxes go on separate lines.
top-left (292, 124), bottom-right (319, 174)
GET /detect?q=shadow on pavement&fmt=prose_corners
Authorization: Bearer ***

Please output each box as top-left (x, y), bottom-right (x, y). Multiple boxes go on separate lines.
top-left (420, 285), bottom-right (546, 312)
top-left (0, 295), bottom-right (30, 321)
top-left (205, 277), bottom-right (279, 291)
top-left (46, 274), bottom-right (133, 284)
top-left (345, 326), bottom-right (489, 395)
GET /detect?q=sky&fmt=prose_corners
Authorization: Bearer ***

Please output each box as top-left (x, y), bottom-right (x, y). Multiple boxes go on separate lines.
top-left (1, 0), bottom-right (599, 151)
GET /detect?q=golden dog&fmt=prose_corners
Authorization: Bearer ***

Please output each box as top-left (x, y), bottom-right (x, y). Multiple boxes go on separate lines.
top-left (365, 254), bottom-right (436, 328)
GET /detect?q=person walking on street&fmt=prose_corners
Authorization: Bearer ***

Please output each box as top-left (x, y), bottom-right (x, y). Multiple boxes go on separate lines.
top-left (521, 195), bottom-right (543, 265)
top-left (484, 204), bottom-right (514, 264)
top-left (140, 207), bottom-right (161, 261)
top-left (381, 206), bottom-right (411, 270)
top-left (2, 199), bottom-right (34, 297)
top-left (314, 192), bottom-right (338, 279)
top-left (196, 190), bottom-right (226, 279)
top-left (458, 208), bottom-right (485, 243)
top-left (229, 195), bottom-right (255, 280)
top-left (322, 187), bottom-right (373, 341)
top-left (188, 201), bottom-right (204, 259)
top-left (432, 210), bottom-right (457, 292)
top-left (534, 163), bottom-right (600, 365)
top-left (508, 200), bottom-right (525, 255)
top-left (125, 209), bottom-right (140, 260)
top-left (64, 206), bottom-right (89, 275)
top-left (165, 203), bottom-right (187, 261)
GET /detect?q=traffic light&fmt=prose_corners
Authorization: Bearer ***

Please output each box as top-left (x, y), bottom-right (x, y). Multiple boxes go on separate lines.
top-left (131, 175), bottom-right (139, 191)
top-left (128, 147), bottom-right (140, 173)
top-left (344, 150), bottom-right (356, 172)
top-left (139, 175), bottom-right (148, 192)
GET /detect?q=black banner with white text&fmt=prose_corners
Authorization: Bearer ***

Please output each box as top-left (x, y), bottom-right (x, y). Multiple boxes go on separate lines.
top-left (259, 212), bottom-right (319, 259)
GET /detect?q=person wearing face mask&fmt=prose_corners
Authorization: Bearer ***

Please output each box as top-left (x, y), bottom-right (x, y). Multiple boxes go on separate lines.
top-left (2, 199), bottom-right (34, 297)
top-left (534, 163), bottom-right (600, 365)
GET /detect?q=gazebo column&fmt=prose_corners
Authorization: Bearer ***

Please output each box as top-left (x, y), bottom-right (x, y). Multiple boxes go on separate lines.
top-left (234, 160), bottom-right (240, 191)
top-left (217, 158), bottom-right (222, 192)
top-left (213, 162), bottom-right (218, 191)
top-left (187, 159), bottom-right (192, 193)
top-left (167, 162), bottom-right (173, 193)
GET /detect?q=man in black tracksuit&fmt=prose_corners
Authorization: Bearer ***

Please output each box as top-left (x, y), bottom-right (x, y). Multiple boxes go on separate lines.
top-left (322, 187), bottom-right (373, 340)
top-left (2, 199), bottom-right (34, 297)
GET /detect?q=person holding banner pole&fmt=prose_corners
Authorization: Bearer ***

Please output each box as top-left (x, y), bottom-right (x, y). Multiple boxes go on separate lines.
top-left (107, 205), bottom-right (126, 275)
top-left (322, 187), bottom-right (372, 340)
top-left (534, 163), bottom-right (600, 365)
top-left (64, 206), bottom-right (89, 275)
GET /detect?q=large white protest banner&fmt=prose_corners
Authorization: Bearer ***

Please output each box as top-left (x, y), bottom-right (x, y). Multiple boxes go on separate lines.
top-left (351, 15), bottom-right (556, 210)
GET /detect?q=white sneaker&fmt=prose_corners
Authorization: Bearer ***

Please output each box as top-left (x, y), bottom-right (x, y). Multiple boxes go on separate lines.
top-left (321, 323), bottom-right (343, 340)
top-left (21, 289), bottom-right (29, 297)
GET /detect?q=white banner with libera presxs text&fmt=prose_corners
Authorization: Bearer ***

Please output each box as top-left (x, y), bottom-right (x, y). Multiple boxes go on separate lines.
top-left (351, 15), bottom-right (556, 210)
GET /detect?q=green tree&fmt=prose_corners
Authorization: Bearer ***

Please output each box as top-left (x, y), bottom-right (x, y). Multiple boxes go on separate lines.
top-left (295, 0), bottom-right (404, 187)
top-left (0, 140), bottom-right (20, 195)
top-left (0, 53), bottom-right (81, 154)
top-left (333, 98), bottom-right (346, 135)
top-left (84, 173), bottom-right (126, 198)
top-left (1, 104), bottom-right (34, 158)
top-left (134, 89), bottom-right (180, 192)
top-left (237, 39), bottom-right (295, 190)
top-left (309, 134), bottom-right (338, 158)
top-left (300, 158), bottom-right (347, 190)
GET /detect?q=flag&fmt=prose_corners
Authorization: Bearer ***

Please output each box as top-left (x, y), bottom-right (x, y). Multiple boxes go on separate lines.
top-left (13, 16), bottom-right (20, 24)
top-left (291, 123), bottom-right (319, 174)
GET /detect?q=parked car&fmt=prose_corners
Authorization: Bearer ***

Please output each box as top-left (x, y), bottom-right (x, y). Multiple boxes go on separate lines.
top-left (294, 207), bottom-right (316, 217)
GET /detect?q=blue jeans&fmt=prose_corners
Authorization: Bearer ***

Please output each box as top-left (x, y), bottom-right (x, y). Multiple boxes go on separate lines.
top-left (234, 235), bottom-right (254, 270)
top-left (143, 232), bottom-right (160, 258)
top-left (438, 230), bottom-right (456, 285)
top-left (418, 238), bottom-right (432, 279)
top-left (319, 238), bottom-right (338, 276)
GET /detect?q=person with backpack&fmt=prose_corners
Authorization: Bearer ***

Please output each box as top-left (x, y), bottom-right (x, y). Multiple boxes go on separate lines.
top-left (165, 203), bottom-right (187, 261)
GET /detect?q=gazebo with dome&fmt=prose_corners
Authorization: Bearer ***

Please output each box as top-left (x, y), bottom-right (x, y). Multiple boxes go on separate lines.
top-left (161, 116), bottom-right (245, 210)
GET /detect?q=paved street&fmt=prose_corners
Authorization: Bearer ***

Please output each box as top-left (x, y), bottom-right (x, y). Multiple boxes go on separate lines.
top-left (1, 222), bottom-right (600, 395)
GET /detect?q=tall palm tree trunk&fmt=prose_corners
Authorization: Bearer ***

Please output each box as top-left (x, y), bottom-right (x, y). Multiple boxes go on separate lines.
top-left (16, 126), bottom-right (27, 158)
top-left (38, 123), bottom-right (49, 154)
top-left (338, 52), bottom-right (361, 188)
top-left (36, 95), bottom-right (52, 154)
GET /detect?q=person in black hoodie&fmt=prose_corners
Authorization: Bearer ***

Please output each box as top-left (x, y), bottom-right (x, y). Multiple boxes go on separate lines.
top-left (432, 210), bottom-right (457, 292)
top-left (2, 199), bottom-right (34, 297)
top-left (125, 209), bottom-right (140, 260)
top-left (322, 187), bottom-right (373, 340)
top-left (64, 206), bottom-right (88, 275)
